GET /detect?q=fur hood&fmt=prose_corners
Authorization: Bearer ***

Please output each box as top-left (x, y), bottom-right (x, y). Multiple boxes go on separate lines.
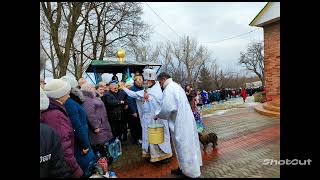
top-left (82, 90), bottom-right (104, 108)
top-left (81, 90), bottom-right (96, 99)
top-left (70, 88), bottom-right (86, 103)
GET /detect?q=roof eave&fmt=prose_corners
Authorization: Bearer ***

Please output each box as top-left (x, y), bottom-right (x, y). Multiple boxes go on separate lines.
top-left (249, 2), bottom-right (272, 26)
top-left (254, 17), bottom-right (280, 27)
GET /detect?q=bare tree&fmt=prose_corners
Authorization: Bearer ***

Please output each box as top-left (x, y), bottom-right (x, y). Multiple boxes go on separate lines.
top-left (40, 35), bottom-right (59, 78)
top-left (71, 2), bottom-right (150, 80)
top-left (154, 41), bottom-right (185, 85)
top-left (127, 41), bottom-right (161, 63)
top-left (158, 41), bottom-right (174, 73)
top-left (173, 36), bottom-right (209, 87)
top-left (239, 41), bottom-right (265, 86)
top-left (40, 2), bottom-right (150, 80)
top-left (79, 2), bottom-right (150, 60)
top-left (198, 65), bottom-right (213, 90)
top-left (41, 2), bottom-right (84, 78)
top-left (209, 62), bottom-right (235, 89)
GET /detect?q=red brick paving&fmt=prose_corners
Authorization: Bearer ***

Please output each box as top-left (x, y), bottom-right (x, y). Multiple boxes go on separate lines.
top-left (109, 107), bottom-right (280, 178)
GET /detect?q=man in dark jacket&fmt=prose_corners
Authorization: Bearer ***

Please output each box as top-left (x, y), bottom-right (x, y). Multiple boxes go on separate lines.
top-left (127, 75), bottom-right (143, 144)
top-left (103, 83), bottom-right (125, 139)
top-left (117, 81), bottom-right (129, 142)
top-left (185, 85), bottom-right (194, 105)
top-left (220, 88), bottom-right (226, 101)
top-left (40, 123), bottom-right (71, 178)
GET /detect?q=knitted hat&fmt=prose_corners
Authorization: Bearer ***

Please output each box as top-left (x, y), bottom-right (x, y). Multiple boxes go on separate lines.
top-left (44, 79), bottom-right (71, 99)
top-left (40, 86), bottom-right (49, 111)
top-left (60, 75), bottom-right (78, 88)
top-left (81, 82), bottom-right (95, 92)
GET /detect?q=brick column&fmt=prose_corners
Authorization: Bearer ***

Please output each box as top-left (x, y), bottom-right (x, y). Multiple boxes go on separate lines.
top-left (263, 21), bottom-right (280, 101)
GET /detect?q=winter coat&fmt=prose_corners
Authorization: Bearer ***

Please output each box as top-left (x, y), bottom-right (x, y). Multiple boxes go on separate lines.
top-left (118, 89), bottom-right (130, 124)
top-left (118, 89), bottom-right (128, 110)
top-left (220, 89), bottom-right (226, 100)
top-left (241, 89), bottom-right (247, 99)
top-left (64, 98), bottom-right (96, 173)
top-left (69, 87), bottom-right (86, 105)
top-left (41, 99), bottom-right (83, 178)
top-left (232, 90), bottom-right (236, 97)
top-left (127, 83), bottom-right (143, 114)
top-left (216, 92), bottom-right (221, 100)
top-left (82, 90), bottom-right (113, 145)
top-left (40, 123), bottom-right (72, 178)
top-left (103, 91), bottom-right (123, 121)
top-left (200, 91), bottom-right (208, 104)
top-left (185, 89), bottom-right (194, 104)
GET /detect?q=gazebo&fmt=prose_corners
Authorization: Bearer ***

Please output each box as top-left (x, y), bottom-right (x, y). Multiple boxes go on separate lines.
top-left (85, 60), bottom-right (162, 84)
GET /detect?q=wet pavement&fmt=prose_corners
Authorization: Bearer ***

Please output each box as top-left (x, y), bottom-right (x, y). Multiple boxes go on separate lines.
top-left (109, 101), bottom-right (280, 178)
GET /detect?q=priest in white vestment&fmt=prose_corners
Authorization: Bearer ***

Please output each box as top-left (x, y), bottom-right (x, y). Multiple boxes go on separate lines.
top-left (153, 72), bottom-right (202, 178)
top-left (120, 69), bottom-right (172, 162)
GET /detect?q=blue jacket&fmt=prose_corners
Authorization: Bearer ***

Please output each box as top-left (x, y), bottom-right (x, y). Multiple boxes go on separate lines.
top-left (64, 98), bottom-right (95, 175)
top-left (127, 83), bottom-right (143, 114)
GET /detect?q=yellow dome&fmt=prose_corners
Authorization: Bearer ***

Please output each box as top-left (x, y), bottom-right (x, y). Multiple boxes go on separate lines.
top-left (117, 49), bottom-right (125, 62)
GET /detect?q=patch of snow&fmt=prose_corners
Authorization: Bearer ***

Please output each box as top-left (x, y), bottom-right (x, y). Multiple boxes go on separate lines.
top-left (213, 110), bottom-right (229, 115)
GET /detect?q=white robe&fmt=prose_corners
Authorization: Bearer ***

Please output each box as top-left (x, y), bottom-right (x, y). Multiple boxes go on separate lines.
top-left (123, 82), bottom-right (172, 155)
top-left (156, 79), bottom-right (202, 178)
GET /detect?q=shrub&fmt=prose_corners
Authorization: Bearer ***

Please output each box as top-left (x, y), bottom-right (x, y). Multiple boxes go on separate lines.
top-left (254, 92), bottom-right (267, 103)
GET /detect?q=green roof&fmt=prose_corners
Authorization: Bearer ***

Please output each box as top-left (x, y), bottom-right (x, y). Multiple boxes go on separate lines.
top-left (85, 60), bottom-right (162, 73)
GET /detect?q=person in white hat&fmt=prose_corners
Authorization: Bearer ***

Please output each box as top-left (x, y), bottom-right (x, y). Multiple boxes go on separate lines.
top-left (119, 68), bottom-right (173, 163)
top-left (40, 52), bottom-right (72, 178)
top-left (40, 87), bottom-right (49, 111)
top-left (41, 79), bottom-right (84, 178)
top-left (60, 76), bottom-right (97, 177)
top-left (60, 75), bottom-right (85, 104)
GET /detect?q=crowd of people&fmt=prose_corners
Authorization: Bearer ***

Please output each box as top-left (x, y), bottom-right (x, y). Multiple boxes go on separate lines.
top-left (40, 77), bottom-right (145, 177)
top-left (40, 52), bottom-right (203, 177)
top-left (185, 86), bottom-right (265, 108)
top-left (40, 47), bottom-right (266, 178)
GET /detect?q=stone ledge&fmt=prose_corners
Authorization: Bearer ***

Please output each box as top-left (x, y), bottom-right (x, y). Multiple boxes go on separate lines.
top-left (254, 104), bottom-right (280, 117)
top-left (263, 103), bottom-right (280, 112)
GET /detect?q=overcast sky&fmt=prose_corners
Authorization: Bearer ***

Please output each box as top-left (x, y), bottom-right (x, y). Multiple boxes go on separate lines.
top-left (43, 2), bottom-right (268, 83)
top-left (141, 2), bottom-right (267, 74)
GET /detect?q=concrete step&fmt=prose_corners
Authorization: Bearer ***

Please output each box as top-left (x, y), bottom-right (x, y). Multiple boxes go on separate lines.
top-left (254, 104), bottom-right (280, 117)
top-left (270, 99), bottom-right (280, 107)
top-left (263, 103), bottom-right (280, 112)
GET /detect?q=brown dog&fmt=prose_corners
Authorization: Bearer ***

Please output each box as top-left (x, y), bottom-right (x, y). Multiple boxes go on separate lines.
top-left (199, 132), bottom-right (218, 149)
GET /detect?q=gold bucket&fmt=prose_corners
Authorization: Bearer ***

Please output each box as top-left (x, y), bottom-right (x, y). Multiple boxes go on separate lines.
top-left (148, 123), bottom-right (164, 144)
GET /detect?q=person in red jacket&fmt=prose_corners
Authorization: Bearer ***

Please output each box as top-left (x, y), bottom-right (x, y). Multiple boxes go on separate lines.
top-left (240, 88), bottom-right (247, 102)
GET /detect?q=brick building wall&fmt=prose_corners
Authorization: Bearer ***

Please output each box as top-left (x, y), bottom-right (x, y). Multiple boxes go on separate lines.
top-left (263, 20), bottom-right (280, 101)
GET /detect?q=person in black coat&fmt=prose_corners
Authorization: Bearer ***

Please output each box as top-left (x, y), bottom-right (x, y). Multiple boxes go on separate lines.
top-left (127, 76), bottom-right (144, 144)
top-left (103, 83), bottom-right (125, 139)
top-left (220, 88), bottom-right (226, 101)
top-left (118, 86), bottom-right (129, 142)
top-left (40, 123), bottom-right (72, 178)
top-left (185, 85), bottom-right (194, 107)
top-left (227, 89), bottom-right (232, 99)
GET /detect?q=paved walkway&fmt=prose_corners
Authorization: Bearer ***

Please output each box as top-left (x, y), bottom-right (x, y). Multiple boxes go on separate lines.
top-left (109, 101), bottom-right (280, 178)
